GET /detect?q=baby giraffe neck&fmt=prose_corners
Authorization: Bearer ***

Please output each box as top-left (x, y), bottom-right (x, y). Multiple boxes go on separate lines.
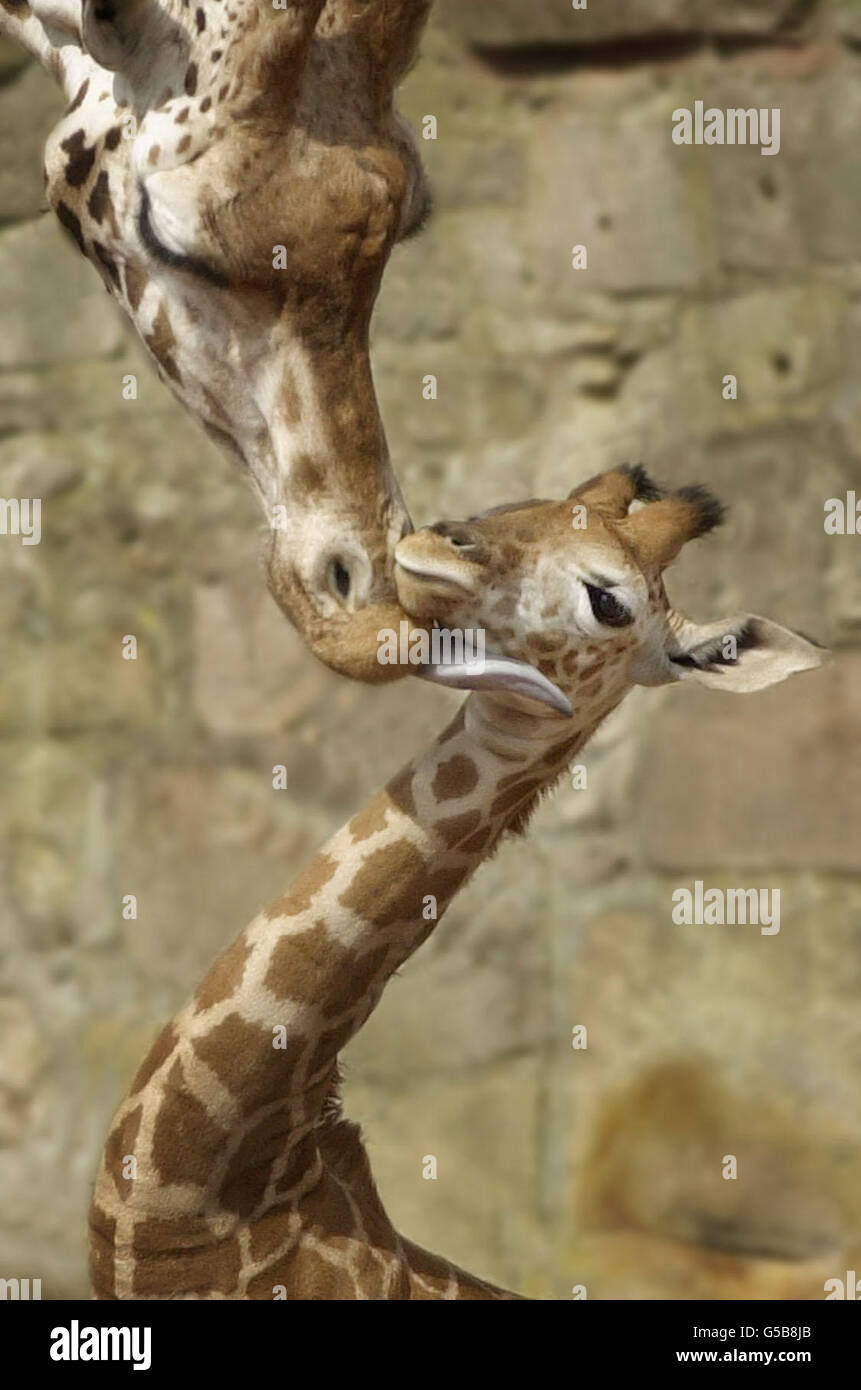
top-left (90, 688), bottom-right (621, 1299)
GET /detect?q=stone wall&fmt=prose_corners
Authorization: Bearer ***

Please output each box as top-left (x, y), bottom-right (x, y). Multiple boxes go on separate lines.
top-left (0, 0), bottom-right (859, 1299)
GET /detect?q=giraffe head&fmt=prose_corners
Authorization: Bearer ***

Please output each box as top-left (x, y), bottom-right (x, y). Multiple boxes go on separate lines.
top-left (42, 0), bottom-right (433, 680)
top-left (394, 465), bottom-right (826, 718)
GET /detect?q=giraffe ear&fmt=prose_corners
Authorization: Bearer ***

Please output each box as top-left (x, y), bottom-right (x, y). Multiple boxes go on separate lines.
top-left (661, 614), bottom-right (828, 693)
top-left (415, 654), bottom-right (573, 716)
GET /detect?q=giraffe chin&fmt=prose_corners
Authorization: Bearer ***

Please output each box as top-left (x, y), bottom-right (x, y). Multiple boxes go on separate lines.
top-left (309, 601), bottom-right (415, 684)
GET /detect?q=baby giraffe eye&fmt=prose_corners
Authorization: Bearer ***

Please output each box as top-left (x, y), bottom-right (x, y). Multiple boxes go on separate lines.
top-left (585, 582), bottom-right (633, 628)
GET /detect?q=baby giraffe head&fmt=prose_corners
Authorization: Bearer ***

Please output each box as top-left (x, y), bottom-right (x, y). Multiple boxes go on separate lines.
top-left (394, 465), bottom-right (826, 720)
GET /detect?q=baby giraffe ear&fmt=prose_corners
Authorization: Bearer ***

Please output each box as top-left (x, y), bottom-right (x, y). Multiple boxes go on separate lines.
top-left (664, 614), bottom-right (828, 693)
top-left (416, 655), bottom-right (573, 716)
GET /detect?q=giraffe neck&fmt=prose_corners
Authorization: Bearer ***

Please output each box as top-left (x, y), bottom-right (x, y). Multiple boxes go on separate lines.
top-left (90, 684), bottom-right (625, 1297)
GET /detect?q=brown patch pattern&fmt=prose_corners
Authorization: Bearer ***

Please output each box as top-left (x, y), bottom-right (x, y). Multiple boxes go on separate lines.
top-left (194, 932), bottom-right (252, 1013)
top-left (129, 1022), bottom-right (179, 1097)
top-left (150, 1058), bottom-right (228, 1185)
top-left (338, 840), bottom-right (429, 928)
top-left (432, 754), bottom-right (479, 802)
top-left (144, 303), bottom-right (181, 383)
top-left (105, 1105), bottom-right (143, 1202)
top-left (265, 852), bottom-right (337, 921)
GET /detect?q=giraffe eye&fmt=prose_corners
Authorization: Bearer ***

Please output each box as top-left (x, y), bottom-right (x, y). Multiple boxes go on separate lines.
top-left (585, 583), bottom-right (632, 628)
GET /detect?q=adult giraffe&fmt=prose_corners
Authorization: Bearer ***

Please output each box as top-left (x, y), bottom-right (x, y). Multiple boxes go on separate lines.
top-left (0, 0), bottom-right (433, 678)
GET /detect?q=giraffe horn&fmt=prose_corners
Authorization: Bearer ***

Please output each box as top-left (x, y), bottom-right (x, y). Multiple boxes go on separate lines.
top-left (617, 485), bottom-right (726, 571)
top-left (567, 463), bottom-right (665, 518)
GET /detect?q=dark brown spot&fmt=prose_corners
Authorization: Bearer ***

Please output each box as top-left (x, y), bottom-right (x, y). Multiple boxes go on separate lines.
top-left (61, 129), bottom-right (95, 188)
top-left (87, 170), bottom-right (116, 232)
top-left (144, 302), bottom-right (181, 383)
top-left (150, 1058), bottom-right (228, 1184)
top-left (184, 62), bottom-right (198, 96)
top-left (175, 106), bottom-right (190, 124)
top-left (195, 5), bottom-right (205, 30)
top-left (123, 261), bottom-right (147, 312)
top-left (104, 125), bottom-right (122, 151)
top-left (176, 133), bottom-right (192, 154)
top-left (262, 920), bottom-right (330, 1005)
top-left (432, 755), bottom-right (479, 802)
top-left (338, 840), bottom-right (430, 928)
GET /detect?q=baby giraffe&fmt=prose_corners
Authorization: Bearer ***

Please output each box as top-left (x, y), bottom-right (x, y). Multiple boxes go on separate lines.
top-left (90, 466), bottom-right (825, 1299)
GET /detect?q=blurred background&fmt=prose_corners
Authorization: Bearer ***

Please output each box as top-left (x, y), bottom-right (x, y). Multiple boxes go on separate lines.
top-left (0, 0), bottom-right (860, 1299)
